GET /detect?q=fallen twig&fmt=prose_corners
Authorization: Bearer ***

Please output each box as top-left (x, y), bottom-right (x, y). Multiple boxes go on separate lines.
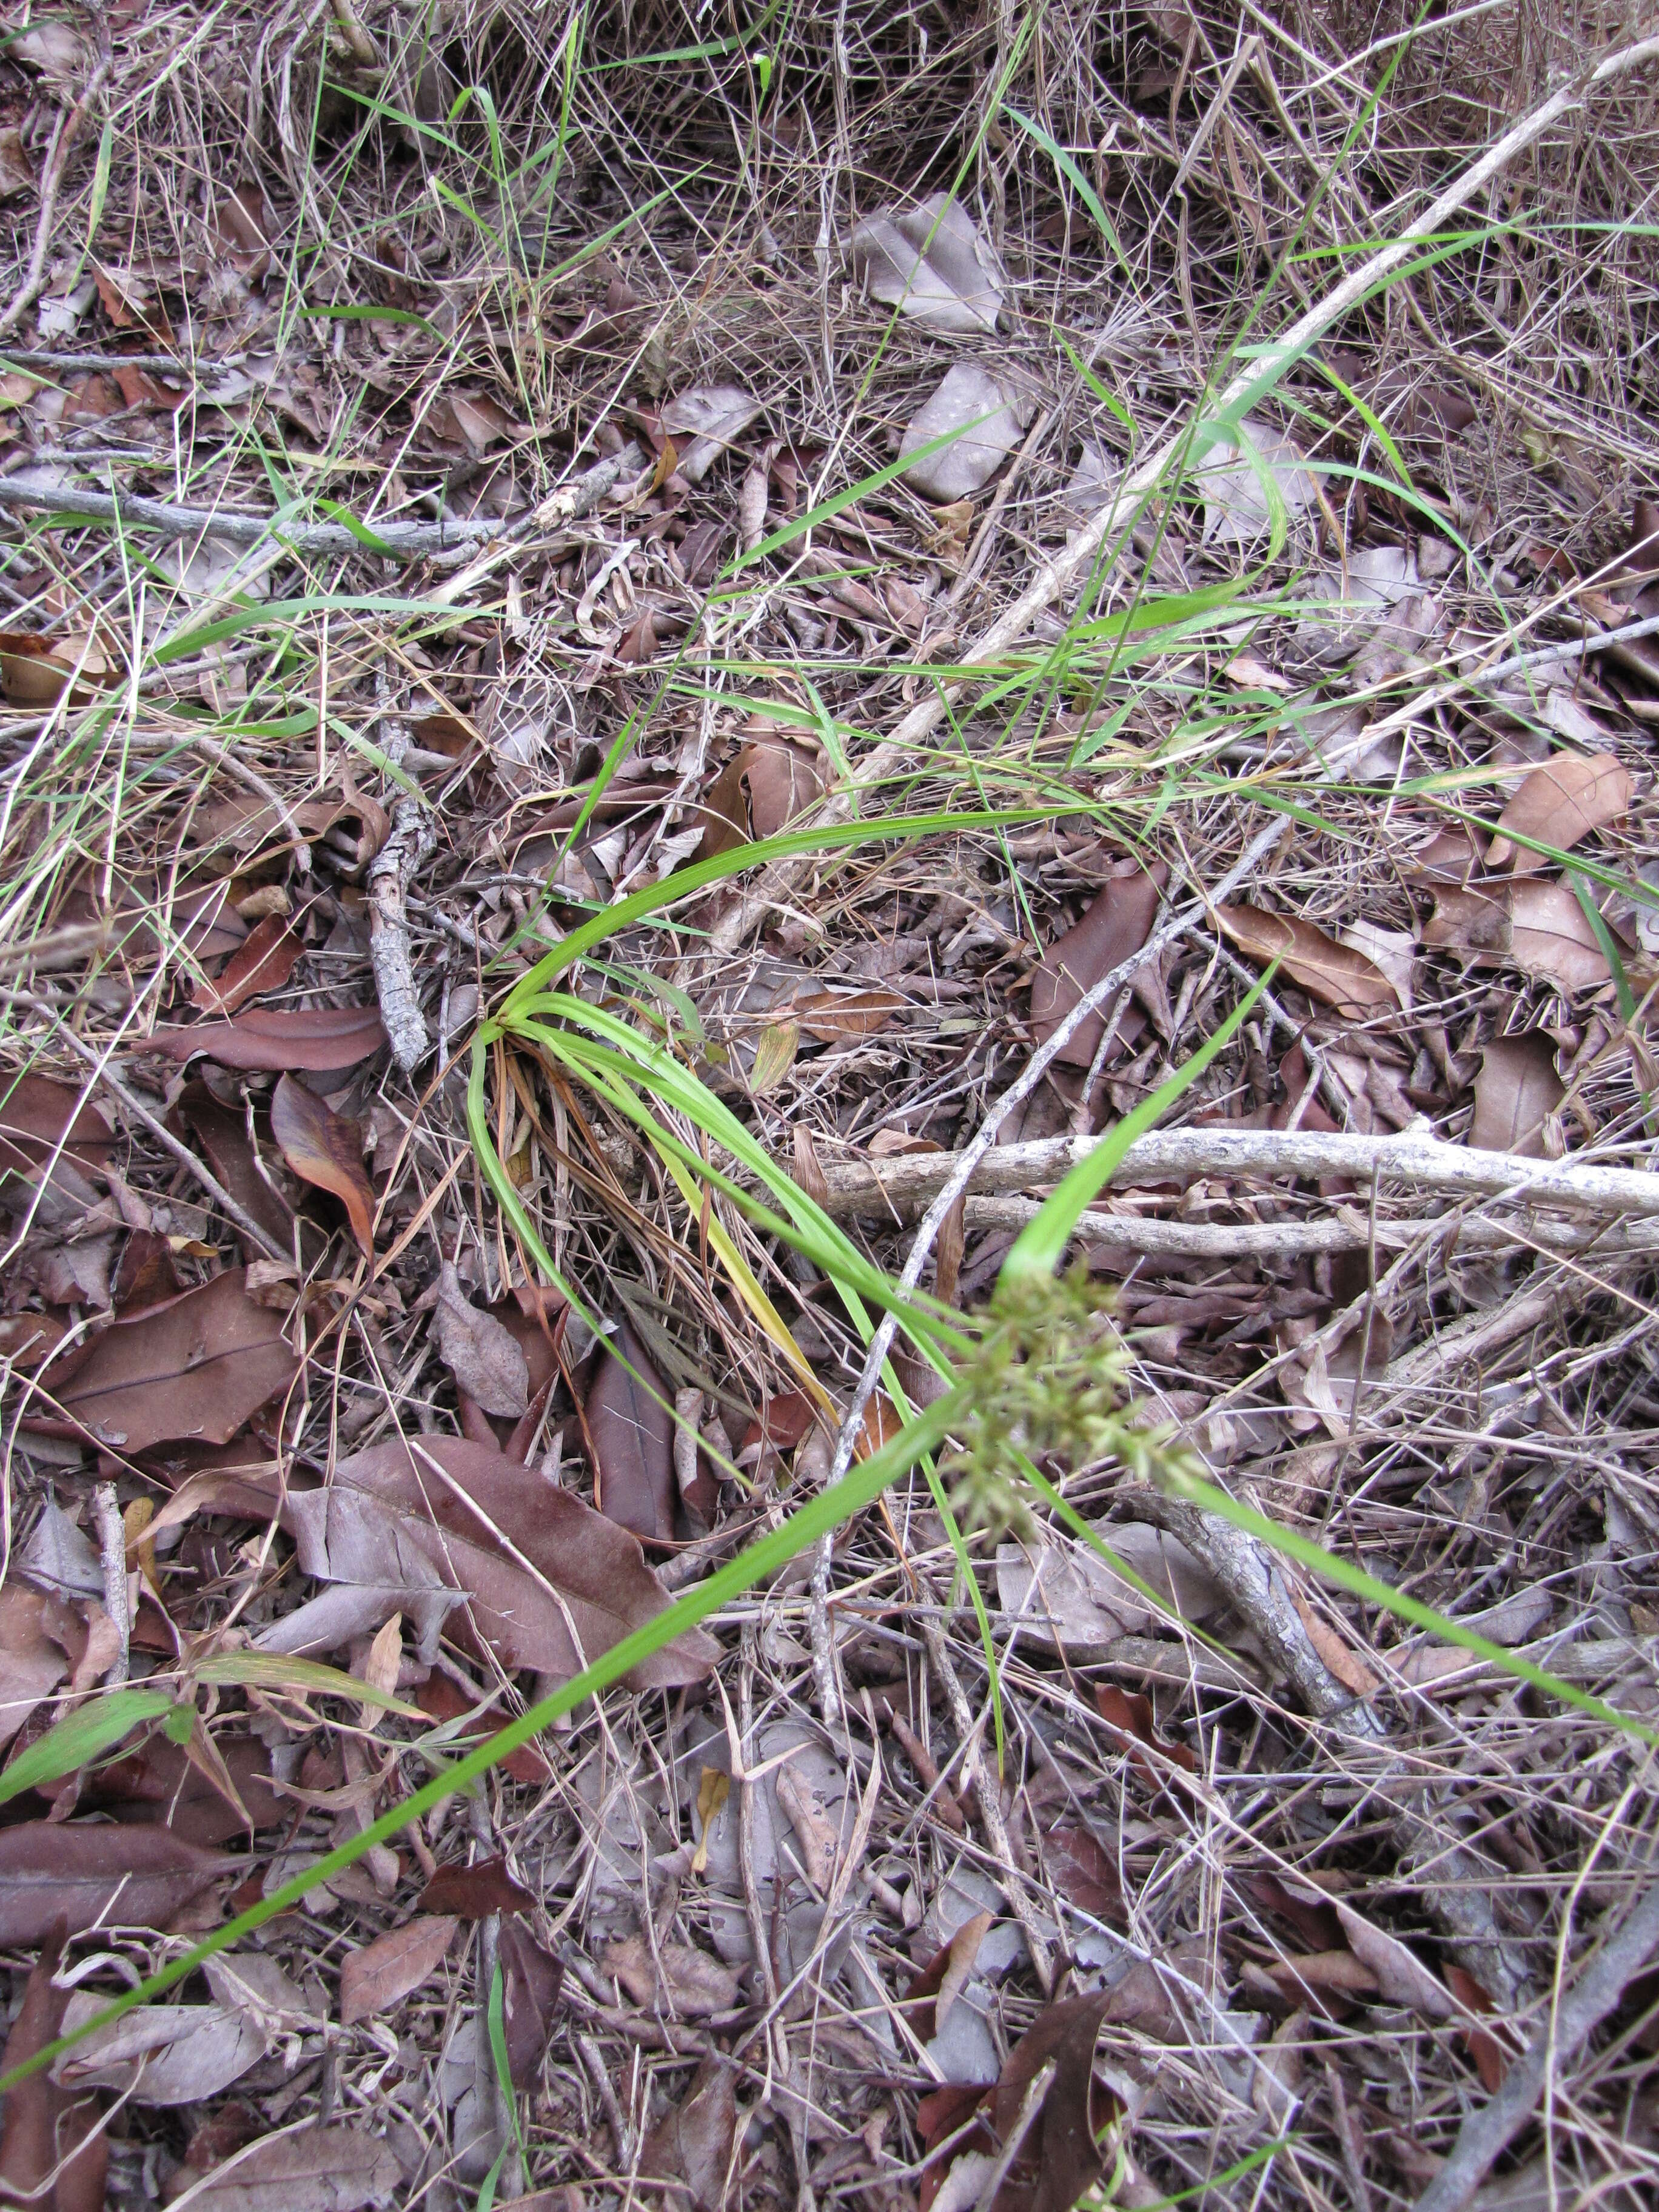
top-left (819, 1127), bottom-right (1659, 1223)
top-left (367, 698), bottom-right (437, 1073)
top-left (92, 1481), bottom-right (130, 1687)
top-left (960, 1196), bottom-right (1659, 1259)
top-left (1415, 1870), bottom-right (1659, 2212)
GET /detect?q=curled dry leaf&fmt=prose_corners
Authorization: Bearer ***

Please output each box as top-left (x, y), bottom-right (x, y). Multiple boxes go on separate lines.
top-left (0, 1926), bottom-right (108, 2212)
top-left (1029, 861), bottom-right (1168, 1067)
top-left (697, 728), bottom-right (825, 861)
top-left (340, 1915), bottom-right (458, 2025)
top-left (149, 1002), bottom-right (388, 1073)
top-left (1095, 1682), bottom-right (1198, 1783)
top-left (29, 1267), bottom-right (298, 1453)
top-left (293, 1433), bottom-right (718, 1689)
top-left (659, 386), bottom-right (762, 484)
top-left (848, 194), bottom-right (1004, 333)
top-left (433, 1262), bottom-right (530, 1418)
top-left (905, 1909), bottom-right (993, 2042)
top-left (270, 1074), bottom-right (377, 1256)
top-left (1470, 1037), bottom-right (1564, 1157)
top-left (53, 1994), bottom-right (269, 2106)
top-left (192, 914), bottom-right (303, 1016)
top-left (586, 1318), bottom-right (675, 1542)
top-left (639, 2056), bottom-right (739, 2212)
top-left (1486, 751), bottom-right (1632, 871)
top-left (1425, 880), bottom-right (1612, 995)
top-left (602, 1935), bottom-right (741, 2018)
top-left (0, 1823), bottom-right (232, 1944)
top-left (0, 629), bottom-right (117, 708)
top-left (900, 362), bottom-right (1033, 503)
top-left (1216, 904), bottom-right (1399, 1014)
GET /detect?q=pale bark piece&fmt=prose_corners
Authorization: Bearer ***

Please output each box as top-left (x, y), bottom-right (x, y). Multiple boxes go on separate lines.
top-left (1470, 1038), bottom-right (1564, 1157)
top-left (433, 1261), bottom-right (530, 1417)
top-left (340, 1916), bottom-right (458, 2023)
top-left (1030, 862), bottom-right (1168, 1067)
top-left (53, 1997), bottom-right (268, 2105)
top-left (848, 193), bottom-right (1004, 333)
top-left (1486, 751), bottom-right (1632, 871)
top-left (1196, 415), bottom-right (1322, 545)
top-left (900, 363), bottom-right (1033, 503)
top-left (1216, 905), bottom-right (1399, 1013)
top-left (601, 1935), bottom-right (740, 2017)
top-left (173, 2123), bottom-right (401, 2211)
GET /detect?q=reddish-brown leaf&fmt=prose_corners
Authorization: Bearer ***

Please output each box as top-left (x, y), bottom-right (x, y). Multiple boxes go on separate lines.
top-left (149, 1003), bottom-right (387, 1073)
top-left (1265, 1948), bottom-right (1378, 2017)
top-left (0, 1073), bottom-right (113, 1179)
top-left (1030, 860), bottom-right (1167, 1067)
top-left (414, 1674), bottom-right (552, 1784)
top-left (696, 732), bottom-right (824, 860)
top-left (0, 1583), bottom-right (84, 1752)
top-left (192, 914), bottom-right (304, 1016)
top-left (0, 1823), bottom-right (232, 1943)
top-left (990, 1989), bottom-right (1114, 2212)
top-left (417, 1854), bottom-right (534, 1919)
top-left (160, 2121), bottom-right (401, 2211)
top-left (601, 1935), bottom-right (740, 2017)
top-left (1042, 1822), bottom-right (1124, 1923)
top-left (1487, 751), bottom-right (1632, 871)
top-left (298, 1434), bottom-right (718, 1689)
top-left (1239, 1871), bottom-right (1344, 1955)
top-left (339, 1915), bottom-right (458, 2025)
top-left (432, 1264), bottom-right (529, 1417)
top-left (173, 1083), bottom-right (294, 1256)
top-left (31, 1268), bottom-right (298, 1453)
top-left (791, 985), bottom-right (906, 1042)
top-left (1443, 1962), bottom-right (1510, 2091)
top-left (638, 2056), bottom-right (738, 2211)
top-left (499, 1917), bottom-right (565, 2087)
top-left (0, 1925), bottom-right (107, 2212)
top-left (903, 1910), bottom-right (991, 2042)
top-left (1425, 880), bottom-right (1612, 994)
top-left (1217, 905), bottom-right (1399, 1014)
top-left (1094, 1682), bottom-right (1196, 1784)
top-left (586, 1319), bottom-right (675, 1542)
top-left (270, 1074), bottom-right (377, 1255)
top-left (79, 1729), bottom-right (285, 1846)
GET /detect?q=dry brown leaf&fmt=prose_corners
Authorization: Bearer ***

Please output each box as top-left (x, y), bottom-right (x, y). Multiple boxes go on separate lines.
top-left (433, 1262), bottom-right (530, 1418)
top-left (0, 127), bottom-right (36, 199)
top-left (639, 2056), bottom-right (739, 2212)
top-left (192, 915), bottom-right (303, 1017)
top-left (170, 2122), bottom-right (401, 2211)
top-left (53, 1995), bottom-right (269, 2105)
top-left (697, 731), bottom-right (824, 861)
top-left (149, 1003), bottom-right (387, 1073)
top-left (1216, 905), bottom-right (1399, 1013)
top-left (0, 629), bottom-right (117, 708)
top-left (340, 1918), bottom-right (457, 2024)
top-left (33, 1267), bottom-right (298, 1453)
top-left (905, 1910), bottom-right (992, 2042)
top-left (585, 1318), bottom-right (674, 1541)
top-left (270, 1074), bottom-right (377, 1256)
top-left (298, 1433), bottom-right (717, 1689)
top-left (0, 1583), bottom-right (84, 1751)
top-left (1029, 860), bottom-right (1167, 1068)
top-left (417, 1855), bottom-right (534, 1919)
top-left (1425, 882), bottom-right (1612, 994)
top-left (1288, 1587), bottom-right (1381, 1696)
top-left (791, 985), bottom-right (906, 1042)
top-left (1335, 1901), bottom-right (1455, 2020)
top-left (602, 1935), bottom-right (741, 2017)
top-left (499, 1919), bottom-right (565, 2088)
top-left (1470, 1037), bottom-right (1564, 1156)
top-left (848, 195), bottom-right (1004, 334)
top-left (0, 1926), bottom-right (107, 2212)
top-left (0, 1823), bottom-right (232, 1943)
top-left (1095, 1683), bottom-right (1198, 1783)
top-left (1487, 752), bottom-right (1632, 871)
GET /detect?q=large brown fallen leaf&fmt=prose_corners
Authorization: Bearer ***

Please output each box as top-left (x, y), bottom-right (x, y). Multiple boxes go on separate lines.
top-left (53, 1994), bottom-right (268, 2105)
top-left (174, 1083), bottom-right (294, 1256)
top-left (295, 1434), bottom-right (718, 1689)
top-left (498, 1918), bottom-right (564, 2088)
top-left (1217, 905), bottom-right (1399, 1014)
top-left (586, 1319), bottom-right (674, 1542)
top-left (270, 1074), bottom-right (377, 1255)
top-left (1030, 862), bottom-right (1168, 1068)
top-left (169, 2122), bottom-right (401, 2211)
top-left (418, 1855), bottom-right (533, 1919)
top-left (1486, 751), bottom-right (1632, 871)
top-left (919, 1989), bottom-right (1114, 2212)
top-left (0, 1583), bottom-right (85, 1751)
top-left (192, 914), bottom-right (304, 1016)
top-left (148, 1002), bottom-right (387, 1073)
top-left (0, 1823), bottom-right (232, 1943)
top-left (639, 2056), bottom-right (739, 2212)
top-left (0, 1073), bottom-right (111, 1225)
top-left (1470, 1037), bottom-right (1564, 1156)
top-left (900, 361), bottom-right (1033, 503)
top-left (339, 1915), bottom-right (458, 2025)
top-left (32, 1267), bottom-right (298, 1452)
top-left (1425, 880), bottom-right (1612, 994)
top-left (905, 1911), bottom-right (992, 2042)
top-left (696, 729), bottom-right (825, 861)
top-left (0, 1927), bottom-right (107, 2212)
top-left (602, 1935), bottom-right (740, 2017)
